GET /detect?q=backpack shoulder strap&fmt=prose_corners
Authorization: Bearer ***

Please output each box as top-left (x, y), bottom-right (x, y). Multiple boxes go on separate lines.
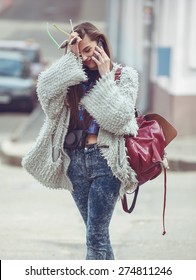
top-left (121, 187), bottom-right (139, 213)
top-left (114, 67), bottom-right (122, 81)
top-left (121, 168), bottom-right (167, 236)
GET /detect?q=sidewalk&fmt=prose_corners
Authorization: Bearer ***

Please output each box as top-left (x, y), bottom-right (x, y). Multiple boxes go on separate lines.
top-left (0, 105), bottom-right (196, 171)
top-left (0, 105), bottom-right (43, 166)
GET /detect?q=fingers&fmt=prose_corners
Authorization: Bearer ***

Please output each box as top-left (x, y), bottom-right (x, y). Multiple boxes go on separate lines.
top-left (95, 44), bottom-right (103, 51)
top-left (92, 47), bottom-right (109, 63)
top-left (68, 31), bottom-right (78, 40)
top-left (59, 39), bottom-right (69, 49)
top-left (59, 32), bottom-right (81, 50)
top-left (95, 45), bottom-right (108, 59)
top-left (69, 37), bottom-right (77, 45)
top-left (68, 32), bottom-right (81, 45)
top-left (69, 36), bottom-right (82, 45)
top-left (92, 50), bottom-right (102, 62)
top-left (68, 32), bottom-right (82, 57)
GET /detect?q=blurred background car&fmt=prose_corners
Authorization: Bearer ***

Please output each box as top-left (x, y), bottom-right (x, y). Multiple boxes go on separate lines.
top-left (0, 51), bottom-right (37, 113)
top-left (0, 39), bottom-right (46, 79)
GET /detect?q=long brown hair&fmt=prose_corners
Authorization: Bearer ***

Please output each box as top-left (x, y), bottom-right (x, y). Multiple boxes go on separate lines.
top-left (66, 22), bottom-right (113, 129)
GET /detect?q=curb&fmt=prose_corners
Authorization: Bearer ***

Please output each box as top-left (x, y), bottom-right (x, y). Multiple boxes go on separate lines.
top-left (0, 140), bottom-right (32, 166)
top-left (168, 159), bottom-right (196, 172)
top-left (0, 106), bottom-right (42, 167)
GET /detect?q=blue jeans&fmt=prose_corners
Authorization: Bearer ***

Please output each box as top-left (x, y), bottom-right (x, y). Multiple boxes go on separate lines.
top-left (66, 144), bottom-right (120, 260)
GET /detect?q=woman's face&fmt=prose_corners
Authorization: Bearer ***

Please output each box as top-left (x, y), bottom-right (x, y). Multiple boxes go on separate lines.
top-left (78, 34), bottom-right (98, 70)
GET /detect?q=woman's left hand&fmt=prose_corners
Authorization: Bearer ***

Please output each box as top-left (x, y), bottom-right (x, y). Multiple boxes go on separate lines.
top-left (92, 45), bottom-right (111, 77)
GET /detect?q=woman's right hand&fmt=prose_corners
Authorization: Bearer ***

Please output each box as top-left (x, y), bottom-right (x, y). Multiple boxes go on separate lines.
top-left (68, 32), bottom-right (82, 57)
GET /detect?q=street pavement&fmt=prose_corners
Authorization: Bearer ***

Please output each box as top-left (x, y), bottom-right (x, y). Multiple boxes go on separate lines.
top-left (0, 105), bottom-right (196, 260)
top-left (0, 153), bottom-right (196, 260)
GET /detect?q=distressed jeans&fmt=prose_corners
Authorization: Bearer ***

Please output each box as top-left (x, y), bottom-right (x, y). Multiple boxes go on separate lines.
top-left (66, 144), bottom-right (120, 260)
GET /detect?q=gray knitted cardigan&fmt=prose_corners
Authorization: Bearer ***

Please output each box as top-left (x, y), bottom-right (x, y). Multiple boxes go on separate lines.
top-left (22, 51), bottom-right (139, 197)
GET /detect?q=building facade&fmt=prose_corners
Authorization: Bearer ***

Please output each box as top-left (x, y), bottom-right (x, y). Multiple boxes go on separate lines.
top-left (107, 0), bottom-right (196, 136)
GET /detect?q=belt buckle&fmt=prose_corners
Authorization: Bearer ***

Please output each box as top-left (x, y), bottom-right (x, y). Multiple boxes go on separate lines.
top-left (84, 144), bottom-right (96, 152)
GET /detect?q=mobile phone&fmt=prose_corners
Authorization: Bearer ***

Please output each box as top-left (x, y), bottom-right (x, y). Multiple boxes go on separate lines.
top-left (97, 39), bottom-right (104, 48)
top-left (93, 39), bottom-right (104, 59)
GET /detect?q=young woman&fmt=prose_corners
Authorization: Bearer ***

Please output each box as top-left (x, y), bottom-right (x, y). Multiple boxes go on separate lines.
top-left (22, 22), bottom-right (139, 260)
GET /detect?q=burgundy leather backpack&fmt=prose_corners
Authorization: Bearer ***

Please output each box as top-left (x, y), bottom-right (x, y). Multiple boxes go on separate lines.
top-left (115, 68), bottom-right (177, 235)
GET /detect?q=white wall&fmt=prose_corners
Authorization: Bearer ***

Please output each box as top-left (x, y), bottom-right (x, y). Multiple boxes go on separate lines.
top-left (107, 0), bottom-right (143, 70)
top-left (120, 0), bottom-right (143, 70)
top-left (188, 0), bottom-right (196, 70)
top-left (107, 0), bottom-right (196, 113)
top-left (107, 0), bottom-right (147, 110)
top-left (152, 0), bottom-right (196, 96)
top-left (106, 0), bottom-right (120, 58)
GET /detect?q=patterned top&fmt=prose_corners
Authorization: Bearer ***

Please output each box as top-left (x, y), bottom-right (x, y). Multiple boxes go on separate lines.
top-left (77, 68), bottom-right (100, 134)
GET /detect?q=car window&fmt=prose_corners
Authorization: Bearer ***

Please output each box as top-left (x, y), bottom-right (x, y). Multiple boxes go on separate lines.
top-left (0, 47), bottom-right (40, 63)
top-left (22, 61), bottom-right (31, 77)
top-left (0, 58), bottom-right (24, 78)
top-left (22, 49), bottom-right (40, 63)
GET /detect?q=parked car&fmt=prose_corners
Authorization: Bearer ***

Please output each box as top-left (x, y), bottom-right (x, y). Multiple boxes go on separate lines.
top-left (0, 40), bottom-right (46, 78)
top-left (0, 51), bottom-right (37, 112)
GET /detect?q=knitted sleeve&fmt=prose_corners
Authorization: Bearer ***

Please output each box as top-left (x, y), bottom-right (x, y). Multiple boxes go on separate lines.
top-left (80, 66), bottom-right (139, 136)
top-left (37, 52), bottom-right (87, 119)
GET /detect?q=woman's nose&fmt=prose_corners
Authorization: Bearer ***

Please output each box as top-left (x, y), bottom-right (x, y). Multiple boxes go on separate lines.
top-left (81, 53), bottom-right (88, 61)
